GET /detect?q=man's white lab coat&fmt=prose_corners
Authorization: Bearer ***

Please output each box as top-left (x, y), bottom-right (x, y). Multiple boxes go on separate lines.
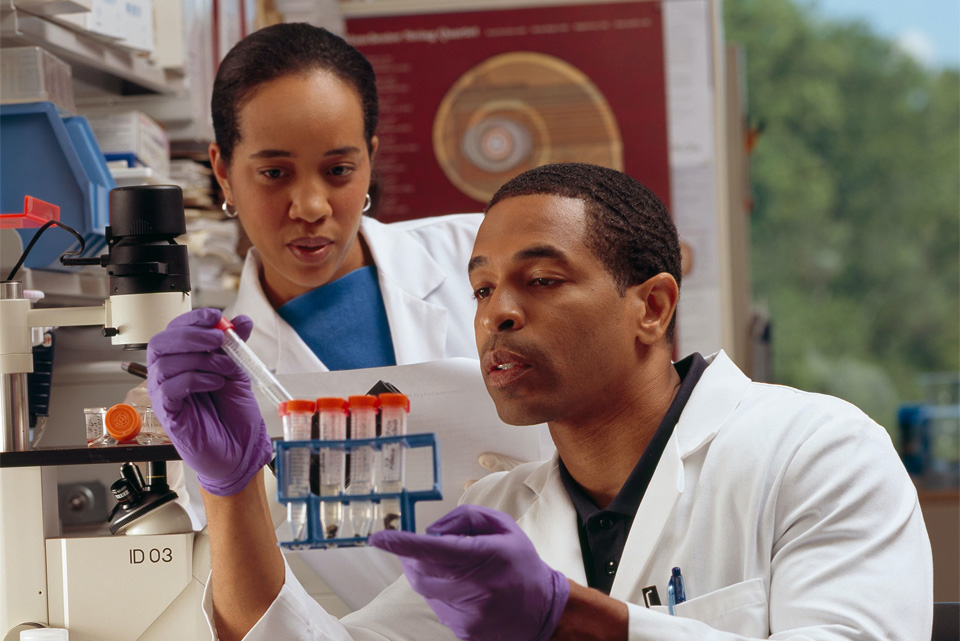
top-left (209, 350), bottom-right (933, 640)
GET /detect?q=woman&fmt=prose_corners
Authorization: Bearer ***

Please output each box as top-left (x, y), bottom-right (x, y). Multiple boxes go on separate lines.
top-left (167, 23), bottom-right (535, 615)
top-left (210, 22), bottom-right (480, 374)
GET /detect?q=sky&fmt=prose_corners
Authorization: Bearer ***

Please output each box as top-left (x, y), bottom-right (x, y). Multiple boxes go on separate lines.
top-left (806, 0), bottom-right (960, 69)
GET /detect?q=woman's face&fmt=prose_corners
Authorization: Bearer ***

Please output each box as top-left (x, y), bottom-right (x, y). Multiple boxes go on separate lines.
top-left (211, 70), bottom-right (377, 308)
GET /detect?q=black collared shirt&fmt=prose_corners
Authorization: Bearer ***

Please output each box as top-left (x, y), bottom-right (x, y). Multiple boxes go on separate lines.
top-left (558, 353), bottom-right (707, 594)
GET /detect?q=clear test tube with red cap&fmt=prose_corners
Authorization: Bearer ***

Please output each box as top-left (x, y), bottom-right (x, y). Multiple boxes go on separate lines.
top-left (279, 399), bottom-right (316, 542)
top-left (215, 317), bottom-right (292, 408)
top-left (378, 393), bottom-right (409, 530)
top-left (347, 395), bottom-right (379, 538)
top-left (317, 397), bottom-right (348, 540)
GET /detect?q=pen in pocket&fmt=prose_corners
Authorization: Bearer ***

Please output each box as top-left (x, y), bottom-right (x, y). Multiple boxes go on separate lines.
top-left (667, 566), bottom-right (686, 615)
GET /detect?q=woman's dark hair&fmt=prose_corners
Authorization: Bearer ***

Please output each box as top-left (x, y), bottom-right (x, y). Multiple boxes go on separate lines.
top-left (488, 163), bottom-right (681, 342)
top-left (211, 23), bottom-right (378, 165)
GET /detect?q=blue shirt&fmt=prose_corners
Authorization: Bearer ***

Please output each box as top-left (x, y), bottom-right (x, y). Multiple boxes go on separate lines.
top-left (278, 266), bottom-right (397, 371)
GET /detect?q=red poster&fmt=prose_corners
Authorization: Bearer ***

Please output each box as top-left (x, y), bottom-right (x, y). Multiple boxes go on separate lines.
top-left (346, 1), bottom-right (669, 222)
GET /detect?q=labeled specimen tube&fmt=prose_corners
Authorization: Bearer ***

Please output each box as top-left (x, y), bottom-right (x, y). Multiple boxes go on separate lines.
top-left (216, 318), bottom-right (292, 408)
top-left (378, 393), bottom-right (409, 530)
top-left (347, 395), bottom-right (379, 538)
top-left (279, 400), bottom-right (315, 542)
top-left (316, 397), bottom-right (348, 540)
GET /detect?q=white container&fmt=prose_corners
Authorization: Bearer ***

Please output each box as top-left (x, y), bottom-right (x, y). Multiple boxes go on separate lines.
top-left (85, 110), bottom-right (170, 178)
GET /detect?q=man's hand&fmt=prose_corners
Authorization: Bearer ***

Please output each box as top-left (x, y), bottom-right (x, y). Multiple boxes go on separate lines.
top-left (147, 308), bottom-right (273, 497)
top-left (370, 504), bottom-right (570, 641)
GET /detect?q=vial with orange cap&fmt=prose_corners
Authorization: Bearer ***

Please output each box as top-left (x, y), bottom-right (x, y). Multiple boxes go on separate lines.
top-left (378, 393), bottom-right (410, 530)
top-left (347, 395), bottom-right (379, 538)
top-left (317, 397), bottom-right (348, 540)
top-left (90, 403), bottom-right (142, 447)
top-left (279, 399), bottom-right (316, 542)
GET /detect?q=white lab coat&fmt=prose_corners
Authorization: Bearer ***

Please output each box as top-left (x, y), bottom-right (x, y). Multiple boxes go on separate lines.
top-left (210, 350), bottom-right (933, 640)
top-left (207, 213), bottom-right (490, 610)
top-left (227, 213), bottom-right (484, 374)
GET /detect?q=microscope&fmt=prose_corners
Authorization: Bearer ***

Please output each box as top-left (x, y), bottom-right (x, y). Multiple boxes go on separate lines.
top-left (0, 185), bottom-right (207, 640)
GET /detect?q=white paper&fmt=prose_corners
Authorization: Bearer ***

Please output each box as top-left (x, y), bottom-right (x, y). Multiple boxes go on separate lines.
top-left (259, 357), bottom-right (554, 610)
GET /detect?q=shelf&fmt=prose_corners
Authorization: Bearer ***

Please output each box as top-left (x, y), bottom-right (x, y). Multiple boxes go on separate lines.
top-left (0, 5), bottom-right (182, 95)
top-left (0, 443), bottom-right (180, 467)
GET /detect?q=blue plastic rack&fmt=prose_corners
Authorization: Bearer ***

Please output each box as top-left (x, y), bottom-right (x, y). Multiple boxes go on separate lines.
top-left (273, 432), bottom-right (442, 549)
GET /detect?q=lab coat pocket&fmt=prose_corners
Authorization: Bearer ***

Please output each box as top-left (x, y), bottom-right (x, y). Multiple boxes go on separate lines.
top-left (657, 578), bottom-right (768, 636)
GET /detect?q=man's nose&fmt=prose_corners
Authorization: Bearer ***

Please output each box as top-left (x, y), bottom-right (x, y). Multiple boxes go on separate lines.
top-left (480, 289), bottom-right (525, 333)
top-left (290, 177), bottom-right (333, 222)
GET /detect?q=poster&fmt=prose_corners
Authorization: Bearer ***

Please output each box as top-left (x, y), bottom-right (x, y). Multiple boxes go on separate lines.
top-left (346, 2), bottom-right (669, 221)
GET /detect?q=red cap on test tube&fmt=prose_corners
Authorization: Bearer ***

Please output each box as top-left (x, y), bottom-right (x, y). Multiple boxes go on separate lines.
top-left (378, 393), bottom-right (410, 412)
top-left (278, 400), bottom-right (316, 416)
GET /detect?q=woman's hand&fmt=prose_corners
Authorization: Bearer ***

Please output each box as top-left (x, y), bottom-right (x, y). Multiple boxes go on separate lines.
top-left (147, 308), bottom-right (274, 496)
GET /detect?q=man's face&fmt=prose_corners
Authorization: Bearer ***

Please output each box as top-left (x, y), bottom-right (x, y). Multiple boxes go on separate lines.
top-left (469, 194), bottom-right (643, 427)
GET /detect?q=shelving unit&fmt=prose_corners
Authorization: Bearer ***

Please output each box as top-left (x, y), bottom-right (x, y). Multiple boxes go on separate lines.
top-left (1, 4), bottom-right (183, 95)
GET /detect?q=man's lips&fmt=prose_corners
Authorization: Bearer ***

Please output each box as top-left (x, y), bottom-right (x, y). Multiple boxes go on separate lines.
top-left (483, 349), bottom-right (533, 388)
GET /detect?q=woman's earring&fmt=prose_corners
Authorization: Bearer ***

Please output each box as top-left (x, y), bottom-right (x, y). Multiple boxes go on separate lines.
top-left (222, 201), bottom-right (238, 218)
top-left (362, 193), bottom-right (372, 213)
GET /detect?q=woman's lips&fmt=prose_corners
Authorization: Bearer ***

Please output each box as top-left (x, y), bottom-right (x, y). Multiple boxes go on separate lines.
top-left (287, 237), bottom-right (333, 263)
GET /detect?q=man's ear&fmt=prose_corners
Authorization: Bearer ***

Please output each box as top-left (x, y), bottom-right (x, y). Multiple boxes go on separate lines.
top-left (209, 143), bottom-right (234, 206)
top-left (630, 273), bottom-right (679, 346)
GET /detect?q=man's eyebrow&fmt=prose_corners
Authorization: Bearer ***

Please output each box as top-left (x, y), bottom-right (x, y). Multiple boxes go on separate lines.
top-left (468, 245), bottom-right (569, 275)
top-left (467, 256), bottom-right (487, 274)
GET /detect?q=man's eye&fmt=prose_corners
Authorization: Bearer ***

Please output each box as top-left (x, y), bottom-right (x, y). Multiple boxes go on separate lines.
top-left (530, 278), bottom-right (557, 287)
top-left (472, 287), bottom-right (491, 300)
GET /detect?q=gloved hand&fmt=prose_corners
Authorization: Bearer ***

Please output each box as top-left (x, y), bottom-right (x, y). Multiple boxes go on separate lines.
top-left (369, 504), bottom-right (570, 641)
top-left (147, 307), bottom-right (273, 497)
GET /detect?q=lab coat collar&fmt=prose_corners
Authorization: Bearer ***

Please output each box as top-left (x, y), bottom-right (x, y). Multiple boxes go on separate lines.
top-left (360, 217), bottom-right (449, 364)
top-left (516, 455), bottom-right (590, 585)
top-left (508, 352), bottom-right (752, 596)
top-left (610, 349), bottom-right (752, 599)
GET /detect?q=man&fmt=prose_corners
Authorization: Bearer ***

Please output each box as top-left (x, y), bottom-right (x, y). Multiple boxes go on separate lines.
top-left (148, 163), bottom-right (932, 640)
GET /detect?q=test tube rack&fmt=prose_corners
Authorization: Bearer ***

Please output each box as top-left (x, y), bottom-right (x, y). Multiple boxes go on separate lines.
top-left (273, 432), bottom-right (441, 549)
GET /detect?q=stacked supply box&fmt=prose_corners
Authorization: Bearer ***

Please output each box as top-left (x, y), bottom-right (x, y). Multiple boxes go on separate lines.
top-left (86, 110), bottom-right (170, 178)
top-left (0, 47), bottom-right (76, 113)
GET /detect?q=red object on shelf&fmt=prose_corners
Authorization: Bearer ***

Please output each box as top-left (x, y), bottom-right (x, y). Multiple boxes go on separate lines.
top-left (0, 196), bottom-right (61, 228)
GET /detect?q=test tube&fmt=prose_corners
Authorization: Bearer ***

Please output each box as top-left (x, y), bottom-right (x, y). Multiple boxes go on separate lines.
top-left (347, 395), bottom-right (379, 538)
top-left (279, 400), bottom-right (316, 542)
top-left (316, 397), bottom-right (348, 540)
top-left (216, 318), bottom-right (292, 408)
top-left (378, 393), bottom-right (409, 530)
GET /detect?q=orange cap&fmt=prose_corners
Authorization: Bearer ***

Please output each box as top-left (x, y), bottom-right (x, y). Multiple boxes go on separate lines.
top-left (316, 397), bottom-right (348, 412)
top-left (104, 403), bottom-right (142, 442)
top-left (278, 399), bottom-right (316, 416)
top-left (378, 393), bottom-right (410, 412)
top-left (347, 394), bottom-right (380, 410)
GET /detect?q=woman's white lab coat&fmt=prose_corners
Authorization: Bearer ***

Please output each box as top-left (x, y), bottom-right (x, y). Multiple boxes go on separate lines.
top-left (216, 350), bottom-right (932, 640)
top-left (227, 213), bottom-right (484, 375)
top-left (213, 213), bottom-right (487, 610)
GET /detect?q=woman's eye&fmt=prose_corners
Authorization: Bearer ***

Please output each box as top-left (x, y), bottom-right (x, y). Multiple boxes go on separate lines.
top-left (329, 165), bottom-right (354, 177)
top-left (261, 168), bottom-right (286, 179)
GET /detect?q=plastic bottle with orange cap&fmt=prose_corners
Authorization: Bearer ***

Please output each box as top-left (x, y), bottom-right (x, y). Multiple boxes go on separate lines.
top-left (88, 403), bottom-right (171, 447)
top-left (278, 399), bottom-right (315, 541)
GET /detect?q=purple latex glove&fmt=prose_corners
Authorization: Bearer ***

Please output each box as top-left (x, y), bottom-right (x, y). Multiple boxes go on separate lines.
top-left (369, 504), bottom-right (570, 641)
top-left (147, 307), bottom-right (273, 496)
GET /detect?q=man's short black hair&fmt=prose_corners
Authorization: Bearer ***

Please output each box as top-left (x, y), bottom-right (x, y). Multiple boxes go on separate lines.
top-left (487, 162), bottom-right (681, 342)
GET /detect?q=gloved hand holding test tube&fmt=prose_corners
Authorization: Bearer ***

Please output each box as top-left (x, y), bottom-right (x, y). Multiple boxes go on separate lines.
top-left (378, 393), bottom-right (409, 530)
top-left (279, 400), bottom-right (315, 542)
top-left (317, 397), bottom-right (348, 540)
top-left (215, 317), bottom-right (292, 408)
top-left (347, 395), bottom-right (379, 538)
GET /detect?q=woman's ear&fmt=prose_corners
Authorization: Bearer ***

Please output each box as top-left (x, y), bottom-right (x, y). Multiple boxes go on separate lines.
top-left (209, 142), bottom-right (234, 206)
top-left (630, 273), bottom-right (679, 346)
top-left (369, 135), bottom-right (379, 164)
